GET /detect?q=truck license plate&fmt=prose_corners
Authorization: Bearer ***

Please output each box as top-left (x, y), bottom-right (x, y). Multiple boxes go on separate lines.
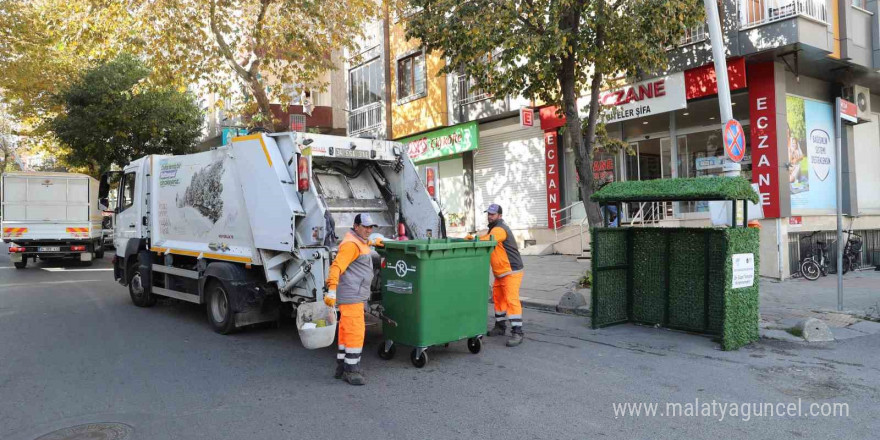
top-left (333, 149), bottom-right (371, 159)
top-left (39, 246), bottom-right (60, 252)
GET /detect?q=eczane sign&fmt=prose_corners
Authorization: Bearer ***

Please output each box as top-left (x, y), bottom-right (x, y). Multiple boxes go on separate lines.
top-left (598, 73), bottom-right (687, 123)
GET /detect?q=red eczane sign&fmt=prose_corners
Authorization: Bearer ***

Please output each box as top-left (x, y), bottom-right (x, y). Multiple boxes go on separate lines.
top-left (545, 131), bottom-right (561, 229)
top-left (748, 62), bottom-right (781, 218)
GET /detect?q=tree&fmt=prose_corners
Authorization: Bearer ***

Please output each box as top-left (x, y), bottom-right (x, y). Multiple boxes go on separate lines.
top-left (130, 0), bottom-right (380, 131)
top-left (406, 0), bottom-right (703, 226)
top-left (1, 0), bottom-right (380, 138)
top-left (50, 54), bottom-right (203, 175)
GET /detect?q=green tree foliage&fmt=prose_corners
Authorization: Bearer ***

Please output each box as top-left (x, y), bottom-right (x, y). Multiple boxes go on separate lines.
top-left (406, 0), bottom-right (702, 226)
top-left (50, 54), bottom-right (202, 175)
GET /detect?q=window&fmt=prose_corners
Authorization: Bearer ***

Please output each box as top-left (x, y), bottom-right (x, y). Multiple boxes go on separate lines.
top-left (397, 50), bottom-right (426, 101)
top-left (349, 58), bottom-right (382, 110)
top-left (853, 0), bottom-right (866, 9)
top-left (119, 172), bottom-right (136, 212)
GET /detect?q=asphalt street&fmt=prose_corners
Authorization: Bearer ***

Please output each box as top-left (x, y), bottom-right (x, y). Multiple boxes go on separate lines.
top-left (1, 243), bottom-right (878, 440)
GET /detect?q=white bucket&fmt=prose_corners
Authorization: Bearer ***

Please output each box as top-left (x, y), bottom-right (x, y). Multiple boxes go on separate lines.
top-left (296, 302), bottom-right (337, 349)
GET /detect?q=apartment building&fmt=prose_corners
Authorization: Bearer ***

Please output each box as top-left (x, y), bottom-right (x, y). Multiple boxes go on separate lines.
top-left (566, 0), bottom-right (880, 278)
top-left (347, 16), bottom-right (555, 243)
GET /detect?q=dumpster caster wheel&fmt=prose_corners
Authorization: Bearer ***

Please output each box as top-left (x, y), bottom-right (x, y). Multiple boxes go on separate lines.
top-left (467, 337), bottom-right (482, 354)
top-left (378, 341), bottom-right (396, 360)
top-left (410, 348), bottom-right (428, 368)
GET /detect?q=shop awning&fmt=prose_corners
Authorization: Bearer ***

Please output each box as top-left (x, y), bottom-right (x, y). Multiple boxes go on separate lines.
top-left (590, 176), bottom-right (759, 204)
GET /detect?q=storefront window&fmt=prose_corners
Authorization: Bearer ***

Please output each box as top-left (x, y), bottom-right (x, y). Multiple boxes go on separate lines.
top-left (677, 126), bottom-right (753, 213)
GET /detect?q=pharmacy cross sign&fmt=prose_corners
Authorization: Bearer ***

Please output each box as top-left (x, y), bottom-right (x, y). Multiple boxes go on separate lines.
top-left (724, 119), bottom-right (746, 163)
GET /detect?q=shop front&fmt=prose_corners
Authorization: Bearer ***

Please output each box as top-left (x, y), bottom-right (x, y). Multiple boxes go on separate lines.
top-left (399, 121), bottom-right (479, 235)
top-left (473, 117), bottom-right (548, 233)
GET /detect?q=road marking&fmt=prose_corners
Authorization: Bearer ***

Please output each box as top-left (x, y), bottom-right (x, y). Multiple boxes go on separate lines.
top-left (0, 279), bottom-right (104, 289)
top-left (41, 268), bottom-right (113, 272)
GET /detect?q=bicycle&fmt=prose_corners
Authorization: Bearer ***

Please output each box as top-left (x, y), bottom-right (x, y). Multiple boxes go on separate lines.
top-left (842, 230), bottom-right (863, 274)
top-left (799, 232), bottom-right (830, 281)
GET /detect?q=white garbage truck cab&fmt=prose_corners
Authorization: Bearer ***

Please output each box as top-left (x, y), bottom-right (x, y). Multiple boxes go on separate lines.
top-left (103, 132), bottom-right (442, 334)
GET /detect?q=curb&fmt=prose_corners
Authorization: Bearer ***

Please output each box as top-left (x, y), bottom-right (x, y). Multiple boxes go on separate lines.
top-left (521, 298), bottom-right (590, 317)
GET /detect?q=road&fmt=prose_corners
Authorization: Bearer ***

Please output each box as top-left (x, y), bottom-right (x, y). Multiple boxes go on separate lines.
top-left (1, 243), bottom-right (878, 440)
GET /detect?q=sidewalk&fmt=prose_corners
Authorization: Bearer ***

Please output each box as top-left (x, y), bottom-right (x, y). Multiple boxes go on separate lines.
top-left (518, 254), bottom-right (880, 341)
top-left (516, 255), bottom-right (589, 313)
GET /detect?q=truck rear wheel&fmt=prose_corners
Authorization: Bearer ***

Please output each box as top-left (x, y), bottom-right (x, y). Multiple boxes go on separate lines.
top-left (206, 280), bottom-right (236, 334)
top-left (14, 259), bottom-right (27, 269)
top-left (95, 240), bottom-right (105, 259)
top-left (129, 252), bottom-right (156, 307)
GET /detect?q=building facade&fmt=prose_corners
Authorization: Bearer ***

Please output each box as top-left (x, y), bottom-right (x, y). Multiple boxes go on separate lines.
top-left (570, 0), bottom-right (880, 278)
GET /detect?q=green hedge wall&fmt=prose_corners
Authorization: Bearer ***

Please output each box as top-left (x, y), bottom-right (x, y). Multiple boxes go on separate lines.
top-left (722, 227), bottom-right (761, 351)
top-left (591, 226), bottom-right (760, 351)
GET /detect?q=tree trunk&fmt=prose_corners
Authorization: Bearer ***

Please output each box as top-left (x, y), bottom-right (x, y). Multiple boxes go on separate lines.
top-left (559, 64), bottom-right (602, 229)
top-left (248, 76), bottom-right (281, 131)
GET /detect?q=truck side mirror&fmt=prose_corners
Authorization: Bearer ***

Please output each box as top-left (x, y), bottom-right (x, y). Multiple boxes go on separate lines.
top-left (99, 198), bottom-right (109, 211)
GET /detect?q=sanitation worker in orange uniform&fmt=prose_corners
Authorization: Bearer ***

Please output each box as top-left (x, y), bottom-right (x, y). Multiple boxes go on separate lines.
top-left (467, 204), bottom-right (525, 347)
top-left (324, 213), bottom-right (382, 386)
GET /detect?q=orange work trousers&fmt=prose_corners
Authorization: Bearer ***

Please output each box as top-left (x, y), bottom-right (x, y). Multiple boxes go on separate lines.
top-left (337, 302), bottom-right (365, 368)
top-left (492, 272), bottom-right (524, 329)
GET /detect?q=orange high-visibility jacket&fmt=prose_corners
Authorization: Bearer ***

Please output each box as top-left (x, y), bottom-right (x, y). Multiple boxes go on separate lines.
top-left (477, 219), bottom-right (524, 277)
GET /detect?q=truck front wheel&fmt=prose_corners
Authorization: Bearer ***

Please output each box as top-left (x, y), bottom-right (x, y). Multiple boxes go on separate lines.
top-left (95, 240), bottom-right (105, 259)
top-left (206, 280), bottom-right (235, 335)
top-left (128, 252), bottom-right (156, 307)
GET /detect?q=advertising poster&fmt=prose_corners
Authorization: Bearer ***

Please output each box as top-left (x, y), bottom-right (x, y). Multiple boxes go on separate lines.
top-left (786, 96), bottom-right (836, 211)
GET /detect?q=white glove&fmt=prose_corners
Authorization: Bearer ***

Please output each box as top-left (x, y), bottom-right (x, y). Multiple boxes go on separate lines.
top-left (324, 289), bottom-right (336, 307)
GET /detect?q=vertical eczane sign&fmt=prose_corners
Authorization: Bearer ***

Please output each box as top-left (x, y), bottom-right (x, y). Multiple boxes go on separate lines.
top-left (545, 130), bottom-right (561, 229)
top-left (748, 63), bottom-right (781, 218)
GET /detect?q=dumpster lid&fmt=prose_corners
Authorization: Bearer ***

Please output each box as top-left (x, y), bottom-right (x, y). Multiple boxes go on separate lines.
top-left (590, 176), bottom-right (759, 204)
top-left (382, 238), bottom-right (496, 252)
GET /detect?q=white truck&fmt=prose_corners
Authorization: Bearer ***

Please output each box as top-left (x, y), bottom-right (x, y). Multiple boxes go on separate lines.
top-left (1, 171), bottom-right (106, 269)
top-left (104, 131), bottom-right (443, 334)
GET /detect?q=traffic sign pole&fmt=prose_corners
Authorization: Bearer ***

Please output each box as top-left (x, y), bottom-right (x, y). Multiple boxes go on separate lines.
top-left (835, 97), bottom-right (844, 312)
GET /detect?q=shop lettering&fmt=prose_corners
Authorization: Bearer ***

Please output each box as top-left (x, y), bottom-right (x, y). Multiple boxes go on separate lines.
top-left (600, 80), bottom-right (666, 107)
top-left (406, 132), bottom-right (465, 159)
top-left (610, 105), bottom-right (652, 120)
top-left (545, 131), bottom-right (561, 229)
top-left (748, 63), bottom-right (781, 218)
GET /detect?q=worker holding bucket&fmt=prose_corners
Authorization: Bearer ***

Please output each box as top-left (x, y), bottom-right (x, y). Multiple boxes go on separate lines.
top-left (466, 204), bottom-right (525, 347)
top-left (325, 213), bottom-right (383, 386)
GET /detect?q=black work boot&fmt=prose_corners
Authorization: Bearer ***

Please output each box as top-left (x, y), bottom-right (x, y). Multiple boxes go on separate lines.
top-left (334, 360), bottom-right (344, 379)
top-left (506, 329), bottom-right (524, 347)
top-left (487, 320), bottom-right (509, 337)
top-left (342, 364), bottom-right (366, 386)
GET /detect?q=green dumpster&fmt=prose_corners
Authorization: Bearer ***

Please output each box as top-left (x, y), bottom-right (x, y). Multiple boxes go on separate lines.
top-left (376, 238), bottom-right (496, 368)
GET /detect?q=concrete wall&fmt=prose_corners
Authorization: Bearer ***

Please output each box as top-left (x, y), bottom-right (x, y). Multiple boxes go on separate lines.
top-left (841, 3), bottom-right (874, 67)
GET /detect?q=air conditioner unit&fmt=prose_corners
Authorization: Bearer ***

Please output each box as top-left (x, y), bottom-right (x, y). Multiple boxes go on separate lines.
top-left (843, 85), bottom-right (872, 122)
top-left (854, 85), bottom-right (871, 122)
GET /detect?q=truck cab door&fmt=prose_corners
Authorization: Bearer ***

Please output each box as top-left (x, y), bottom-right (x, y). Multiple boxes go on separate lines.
top-left (113, 168), bottom-right (142, 254)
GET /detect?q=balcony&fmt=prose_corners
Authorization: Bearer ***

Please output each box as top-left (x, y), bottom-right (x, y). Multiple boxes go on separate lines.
top-left (739, 0), bottom-right (827, 29)
top-left (457, 74), bottom-right (490, 106)
top-left (348, 101), bottom-right (383, 136)
top-left (679, 23), bottom-right (709, 46)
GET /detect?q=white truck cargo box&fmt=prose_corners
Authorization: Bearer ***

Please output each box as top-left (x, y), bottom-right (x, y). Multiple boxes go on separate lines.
top-left (149, 149), bottom-right (258, 264)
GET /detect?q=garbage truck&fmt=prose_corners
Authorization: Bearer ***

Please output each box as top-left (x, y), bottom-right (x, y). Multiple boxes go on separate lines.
top-left (103, 132), bottom-right (443, 334)
top-left (1, 171), bottom-right (107, 268)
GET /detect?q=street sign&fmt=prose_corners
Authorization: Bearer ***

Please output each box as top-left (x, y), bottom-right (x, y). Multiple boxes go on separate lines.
top-left (723, 119), bottom-right (746, 162)
top-left (839, 99), bottom-right (858, 124)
